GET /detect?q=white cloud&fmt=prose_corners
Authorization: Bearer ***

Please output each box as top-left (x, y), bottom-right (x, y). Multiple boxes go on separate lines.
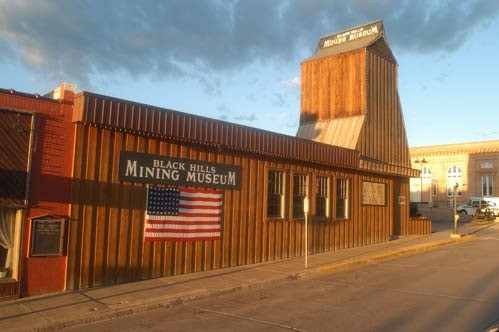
top-left (280, 77), bottom-right (300, 87)
top-left (1, 0), bottom-right (498, 89)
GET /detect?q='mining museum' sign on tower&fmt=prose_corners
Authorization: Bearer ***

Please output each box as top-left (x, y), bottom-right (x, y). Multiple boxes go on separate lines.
top-left (319, 21), bottom-right (383, 49)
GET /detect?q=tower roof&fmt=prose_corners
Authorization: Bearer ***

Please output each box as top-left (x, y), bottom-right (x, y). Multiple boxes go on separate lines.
top-left (307, 20), bottom-right (384, 61)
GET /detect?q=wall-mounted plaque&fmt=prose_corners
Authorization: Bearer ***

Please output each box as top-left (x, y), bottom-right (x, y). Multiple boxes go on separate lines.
top-left (362, 181), bottom-right (386, 206)
top-left (31, 218), bottom-right (65, 257)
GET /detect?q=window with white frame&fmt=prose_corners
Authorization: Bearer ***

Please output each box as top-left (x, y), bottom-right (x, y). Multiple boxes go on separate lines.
top-left (482, 175), bottom-right (494, 197)
top-left (446, 166), bottom-right (462, 197)
top-left (421, 166), bottom-right (432, 179)
top-left (293, 173), bottom-right (308, 219)
top-left (316, 176), bottom-right (329, 218)
top-left (267, 170), bottom-right (285, 218)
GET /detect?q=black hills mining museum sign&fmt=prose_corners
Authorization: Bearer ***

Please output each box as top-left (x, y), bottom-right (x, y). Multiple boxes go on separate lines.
top-left (119, 151), bottom-right (241, 189)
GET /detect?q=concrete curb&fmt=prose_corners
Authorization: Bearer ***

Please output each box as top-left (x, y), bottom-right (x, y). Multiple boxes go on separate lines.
top-left (315, 235), bottom-right (478, 274)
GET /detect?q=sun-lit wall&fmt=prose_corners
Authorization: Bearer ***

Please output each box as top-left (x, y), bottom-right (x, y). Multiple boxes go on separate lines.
top-left (410, 140), bottom-right (499, 205)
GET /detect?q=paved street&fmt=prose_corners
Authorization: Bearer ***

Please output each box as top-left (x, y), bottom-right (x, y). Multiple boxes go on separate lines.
top-left (64, 223), bottom-right (499, 332)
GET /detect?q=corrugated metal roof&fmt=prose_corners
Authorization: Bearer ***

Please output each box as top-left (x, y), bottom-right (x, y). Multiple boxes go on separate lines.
top-left (360, 157), bottom-right (420, 178)
top-left (73, 92), bottom-right (360, 169)
top-left (296, 115), bottom-right (365, 150)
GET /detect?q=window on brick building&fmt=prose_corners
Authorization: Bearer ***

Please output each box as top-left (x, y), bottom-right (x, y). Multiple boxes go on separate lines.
top-left (482, 175), bottom-right (494, 197)
top-left (446, 166), bottom-right (462, 197)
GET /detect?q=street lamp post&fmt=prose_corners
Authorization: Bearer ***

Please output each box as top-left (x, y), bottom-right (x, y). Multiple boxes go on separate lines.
top-left (414, 158), bottom-right (428, 203)
top-left (451, 183), bottom-right (462, 238)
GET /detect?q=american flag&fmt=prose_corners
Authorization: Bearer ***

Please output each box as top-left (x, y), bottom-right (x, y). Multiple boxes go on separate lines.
top-left (145, 186), bottom-right (222, 241)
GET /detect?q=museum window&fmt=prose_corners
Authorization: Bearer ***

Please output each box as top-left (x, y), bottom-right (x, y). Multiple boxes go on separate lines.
top-left (336, 178), bottom-right (350, 219)
top-left (446, 165), bottom-right (462, 197)
top-left (482, 175), bottom-right (494, 197)
top-left (293, 173), bottom-right (309, 219)
top-left (316, 176), bottom-right (329, 218)
top-left (267, 170), bottom-right (286, 219)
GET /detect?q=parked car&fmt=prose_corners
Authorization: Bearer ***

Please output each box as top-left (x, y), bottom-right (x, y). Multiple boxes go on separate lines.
top-left (457, 197), bottom-right (499, 216)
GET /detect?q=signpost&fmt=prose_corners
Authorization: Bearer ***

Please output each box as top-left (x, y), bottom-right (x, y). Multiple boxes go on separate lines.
top-left (304, 197), bottom-right (309, 269)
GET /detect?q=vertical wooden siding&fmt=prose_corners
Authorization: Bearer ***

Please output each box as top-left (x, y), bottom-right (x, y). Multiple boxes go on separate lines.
top-left (408, 217), bottom-right (432, 235)
top-left (300, 49), bottom-right (366, 122)
top-left (361, 43), bottom-right (411, 169)
top-left (392, 177), bottom-right (410, 236)
top-left (299, 40), bottom-right (413, 173)
top-left (67, 124), bottom-right (396, 290)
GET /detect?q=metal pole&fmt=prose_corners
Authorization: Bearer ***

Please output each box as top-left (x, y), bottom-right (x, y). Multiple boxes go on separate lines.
top-left (303, 197), bottom-right (309, 269)
top-left (420, 168), bottom-right (423, 203)
top-left (453, 184), bottom-right (458, 235)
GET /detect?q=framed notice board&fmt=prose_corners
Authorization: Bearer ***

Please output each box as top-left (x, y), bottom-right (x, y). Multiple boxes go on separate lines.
top-left (30, 217), bottom-right (65, 257)
top-left (362, 181), bottom-right (386, 206)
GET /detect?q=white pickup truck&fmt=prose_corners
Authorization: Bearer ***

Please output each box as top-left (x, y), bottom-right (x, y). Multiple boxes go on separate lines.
top-left (457, 197), bottom-right (499, 216)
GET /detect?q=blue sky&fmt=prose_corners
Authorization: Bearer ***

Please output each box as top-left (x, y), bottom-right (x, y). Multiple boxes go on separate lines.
top-left (1, 0), bottom-right (498, 147)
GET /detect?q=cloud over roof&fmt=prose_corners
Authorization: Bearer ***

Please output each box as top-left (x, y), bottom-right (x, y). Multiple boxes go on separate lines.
top-left (0, 0), bottom-right (498, 86)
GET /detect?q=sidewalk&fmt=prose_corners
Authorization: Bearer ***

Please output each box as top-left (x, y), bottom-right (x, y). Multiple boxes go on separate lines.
top-left (0, 221), bottom-right (495, 332)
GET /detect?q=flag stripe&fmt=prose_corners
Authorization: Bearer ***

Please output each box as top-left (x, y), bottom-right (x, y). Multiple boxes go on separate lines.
top-left (145, 236), bottom-right (219, 242)
top-left (180, 196), bottom-right (222, 202)
top-left (147, 220), bottom-right (220, 226)
top-left (146, 226), bottom-right (220, 234)
top-left (145, 232), bottom-right (220, 238)
top-left (147, 224), bottom-right (220, 230)
top-left (147, 215), bottom-right (220, 222)
top-left (179, 200), bottom-right (222, 206)
top-left (146, 232), bottom-right (220, 241)
top-left (178, 204), bottom-right (221, 210)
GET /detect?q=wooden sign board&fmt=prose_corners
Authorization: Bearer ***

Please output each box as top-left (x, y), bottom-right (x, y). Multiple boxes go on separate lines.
top-left (119, 151), bottom-right (241, 190)
top-left (31, 218), bottom-right (65, 257)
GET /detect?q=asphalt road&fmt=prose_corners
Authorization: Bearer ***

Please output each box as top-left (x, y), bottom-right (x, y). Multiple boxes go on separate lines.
top-left (66, 224), bottom-right (499, 332)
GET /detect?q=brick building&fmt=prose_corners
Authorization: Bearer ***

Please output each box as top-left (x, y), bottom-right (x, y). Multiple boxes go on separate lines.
top-left (410, 140), bottom-right (499, 205)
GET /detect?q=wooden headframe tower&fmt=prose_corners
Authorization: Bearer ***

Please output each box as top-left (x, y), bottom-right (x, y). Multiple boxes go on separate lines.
top-left (297, 20), bottom-right (412, 175)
